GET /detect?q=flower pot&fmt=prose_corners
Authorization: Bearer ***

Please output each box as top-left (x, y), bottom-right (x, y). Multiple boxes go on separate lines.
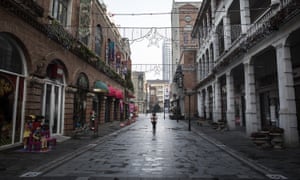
top-left (270, 133), bottom-right (284, 149)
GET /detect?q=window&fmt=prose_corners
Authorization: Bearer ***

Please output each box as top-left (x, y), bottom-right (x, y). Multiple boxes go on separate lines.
top-left (52, 0), bottom-right (68, 26)
top-left (184, 24), bottom-right (193, 31)
top-left (0, 34), bottom-right (23, 74)
top-left (183, 32), bottom-right (189, 44)
top-left (0, 33), bottom-right (25, 147)
top-left (77, 73), bottom-right (89, 90)
top-left (95, 25), bottom-right (103, 56)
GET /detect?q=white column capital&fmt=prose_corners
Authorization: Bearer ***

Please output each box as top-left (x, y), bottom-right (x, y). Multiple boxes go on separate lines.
top-left (273, 36), bottom-right (288, 49)
top-left (226, 71), bottom-right (231, 77)
top-left (243, 58), bottom-right (250, 67)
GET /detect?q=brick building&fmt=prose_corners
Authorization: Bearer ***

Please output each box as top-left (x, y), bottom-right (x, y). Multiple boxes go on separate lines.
top-left (0, 0), bottom-right (133, 149)
top-left (131, 71), bottom-right (146, 113)
top-left (171, 1), bottom-right (201, 119)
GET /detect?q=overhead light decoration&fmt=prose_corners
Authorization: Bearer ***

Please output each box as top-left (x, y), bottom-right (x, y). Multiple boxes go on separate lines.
top-left (116, 27), bottom-right (170, 47)
top-left (146, 28), bottom-right (164, 47)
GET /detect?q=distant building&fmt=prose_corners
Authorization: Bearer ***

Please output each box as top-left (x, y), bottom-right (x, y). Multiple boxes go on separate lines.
top-left (131, 71), bottom-right (146, 113)
top-left (162, 39), bottom-right (172, 82)
top-left (146, 80), bottom-right (170, 113)
top-left (171, 1), bottom-right (201, 119)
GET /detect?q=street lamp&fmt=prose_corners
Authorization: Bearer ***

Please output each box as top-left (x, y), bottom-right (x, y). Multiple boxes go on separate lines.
top-left (176, 66), bottom-right (184, 88)
top-left (163, 100), bottom-right (165, 120)
top-left (176, 65), bottom-right (184, 122)
top-left (184, 88), bottom-right (195, 131)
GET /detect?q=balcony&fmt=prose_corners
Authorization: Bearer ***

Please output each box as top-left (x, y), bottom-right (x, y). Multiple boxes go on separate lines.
top-left (246, 7), bottom-right (275, 44)
top-left (245, 0), bottom-right (299, 49)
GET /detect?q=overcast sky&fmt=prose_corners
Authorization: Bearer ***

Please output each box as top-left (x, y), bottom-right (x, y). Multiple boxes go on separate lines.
top-left (102, 0), bottom-right (201, 79)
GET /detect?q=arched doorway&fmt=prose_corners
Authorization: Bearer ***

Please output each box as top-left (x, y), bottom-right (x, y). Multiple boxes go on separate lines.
top-left (42, 61), bottom-right (66, 135)
top-left (253, 48), bottom-right (279, 129)
top-left (231, 64), bottom-right (245, 127)
top-left (73, 73), bottom-right (89, 129)
top-left (0, 33), bottom-right (26, 147)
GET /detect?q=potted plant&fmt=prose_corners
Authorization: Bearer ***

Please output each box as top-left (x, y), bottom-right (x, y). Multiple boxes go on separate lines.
top-left (250, 131), bottom-right (271, 148)
top-left (269, 127), bottom-right (284, 149)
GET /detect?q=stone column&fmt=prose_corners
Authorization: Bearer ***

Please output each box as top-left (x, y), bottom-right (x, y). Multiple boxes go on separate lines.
top-left (211, 0), bottom-right (216, 25)
top-left (244, 61), bottom-right (259, 135)
top-left (212, 83), bottom-right (216, 121)
top-left (197, 91), bottom-right (203, 118)
top-left (239, 96), bottom-right (244, 126)
top-left (226, 72), bottom-right (235, 130)
top-left (275, 42), bottom-right (299, 147)
top-left (223, 15), bottom-right (231, 51)
top-left (214, 79), bottom-right (222, 122)
top-left (240, 0), bottom-right (251, 34)
top-left (197, 62), bottom-right (201, 81)
top-left (202, 56), bottom-right (206, 78)
top-left (203, 21), bottom-right (207, 40)
top-left (99, 96), bottom-right (106, 124)
top-left (205, 88), bottom-right (210, 120)
top-left (205, 54), bottom-right (209, 77)
top-left (213, 32), bottom-right (220, 61)
top-left (206, 9), bottom-right (211, 32)
top-left (269, 98), bottom-right (277, 126)
top-left (199, 59), bottom-right (202, 80)
top-left (202, 58), bottom-right (205, 78)
top-left (209, 47), bottom-right (214, 74)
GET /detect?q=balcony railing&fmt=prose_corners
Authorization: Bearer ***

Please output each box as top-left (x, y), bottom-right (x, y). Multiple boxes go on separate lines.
top-left (231, 25), bottom-right (242, 44)
top-left (246, 0), bottom-right (296, 41)
top-left (246, 7), bottom-right (275, 40)
top-left (281, 0), bottom-right (293, 8)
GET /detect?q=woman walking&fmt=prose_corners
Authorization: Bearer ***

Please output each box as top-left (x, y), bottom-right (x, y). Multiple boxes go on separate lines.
top-left (150, 113), bottom-right (157, 130)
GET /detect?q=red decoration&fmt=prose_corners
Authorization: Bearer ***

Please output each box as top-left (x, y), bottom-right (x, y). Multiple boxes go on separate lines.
top-left (50, 64), bottom-right (63, 78)
top-left (108, 86), bottom-right (117, 97)
top-left (115, 90), bottom-right (124, 99)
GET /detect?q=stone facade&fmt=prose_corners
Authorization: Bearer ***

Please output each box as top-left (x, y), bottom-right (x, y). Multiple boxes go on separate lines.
top-left (192, 0), bottom-right (300, 147)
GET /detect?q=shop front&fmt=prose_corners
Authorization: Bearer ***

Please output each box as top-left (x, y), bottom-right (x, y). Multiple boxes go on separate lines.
top-left (43, 62), bottom-right (66, 135)
top-left (0, 33), bottom-right (26, 148)
top-left (73, 73), bottom-right (89, 129)
top-left (93, 80), bottom-right (109, 124)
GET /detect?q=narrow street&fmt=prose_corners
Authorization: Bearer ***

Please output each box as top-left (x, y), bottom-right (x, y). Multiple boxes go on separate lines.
top-left (35, 114), bottom-right (267, 179)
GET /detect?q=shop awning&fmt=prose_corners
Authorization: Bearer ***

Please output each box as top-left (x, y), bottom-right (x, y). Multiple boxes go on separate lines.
top-left (93, 81), bottom-right (108, 93)
top-left (108, 86), bottom-right (117, 97)
top-left (115, 90), bottom-right (124, 99)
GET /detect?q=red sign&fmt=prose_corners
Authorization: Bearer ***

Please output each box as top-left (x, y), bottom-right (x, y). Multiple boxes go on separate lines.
top-left (50, 64), bottom-right (63, 78)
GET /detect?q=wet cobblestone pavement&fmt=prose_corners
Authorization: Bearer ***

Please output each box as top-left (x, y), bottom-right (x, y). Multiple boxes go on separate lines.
top-left (40, 114), bottom-right (266, 179)
top-left (1, 113), bottom-right (299, 179)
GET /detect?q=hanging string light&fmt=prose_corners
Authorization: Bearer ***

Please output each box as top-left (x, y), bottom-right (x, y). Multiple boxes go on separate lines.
top-left (146, 28), bottom-right (164, 47)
